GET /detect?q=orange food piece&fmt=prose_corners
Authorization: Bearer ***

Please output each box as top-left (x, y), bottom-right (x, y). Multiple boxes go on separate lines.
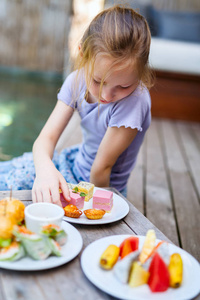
top-left (119, 236), bottom-right (139, 259)
top-left (63, 204), bottom-right (82, 218)
top-left (120, 240), bottom-right (134, 259)
top-left (0, 198), bottom-right (25, 223)
top-left (83, 209), bottom-right (106, 220)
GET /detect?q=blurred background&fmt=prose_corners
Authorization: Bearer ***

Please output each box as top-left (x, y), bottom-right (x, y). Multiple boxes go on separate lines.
top-left (0, 0), bottom-right (200, 160)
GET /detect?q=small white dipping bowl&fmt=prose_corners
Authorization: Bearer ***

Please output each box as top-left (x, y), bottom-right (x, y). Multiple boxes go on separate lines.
top-left (25, 203), bottom-right (64, 234)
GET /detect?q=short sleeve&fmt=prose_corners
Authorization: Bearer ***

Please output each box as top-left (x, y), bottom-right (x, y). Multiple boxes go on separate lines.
top-left (57, 70), bottom-right (87, 109)
top-left (108, 87), bottom-right (151, 132)
top-left (57, 71), bottom-right (76, 108)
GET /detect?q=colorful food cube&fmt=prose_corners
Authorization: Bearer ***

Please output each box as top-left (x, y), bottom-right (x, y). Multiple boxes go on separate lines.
top-left (92, 190), bottom-right (113, 212)
top-left (68, 190), bottom-right (85, 209)
top-left (77, 181), bottom-right (95, 202)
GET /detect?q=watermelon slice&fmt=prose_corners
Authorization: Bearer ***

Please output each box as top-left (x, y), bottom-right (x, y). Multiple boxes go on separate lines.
top-left (148, 252), bottom-right (170, 292)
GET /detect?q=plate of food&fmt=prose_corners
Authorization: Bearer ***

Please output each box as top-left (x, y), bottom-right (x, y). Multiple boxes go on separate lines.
top-left (80, 230), bottom-right (200, 300)
top-left (0, 197), bottom-right (83, 271)
top-left (61, 183), bottom-right (129, 225)
top-left (0, 221), bottom-right (83, 271)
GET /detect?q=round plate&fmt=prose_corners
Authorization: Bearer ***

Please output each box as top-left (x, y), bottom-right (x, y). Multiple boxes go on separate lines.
top-left (63, 188), bottom-right (129, 225)
top-left (0, 221), bottom-right (83, 271)
top-left (81, 235), bottom-right (200, 300)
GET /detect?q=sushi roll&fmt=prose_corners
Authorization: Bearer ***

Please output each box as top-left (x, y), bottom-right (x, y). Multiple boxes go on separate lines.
top-left (13, 225), bottom-right (51, 260)
top-left (0, 241), bottom-right (25, 261)
top-left (47, 238), bottom-right (62, 257)
top-left (40, 224), bottom-right (67, 246)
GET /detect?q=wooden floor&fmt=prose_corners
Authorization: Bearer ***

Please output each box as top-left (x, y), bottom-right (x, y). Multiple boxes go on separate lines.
top-left (56, 112), bottom-right (200, 262)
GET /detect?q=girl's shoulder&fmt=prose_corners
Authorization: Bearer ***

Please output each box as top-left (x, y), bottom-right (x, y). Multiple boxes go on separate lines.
top-left (61, 69), bottom-right (85, 89)
top-left (113, 84), bottom-right (151, 112)
top-left (57, 69), bottom-right (86, 107)
top-left (108, 85), bottom-right (151, 130)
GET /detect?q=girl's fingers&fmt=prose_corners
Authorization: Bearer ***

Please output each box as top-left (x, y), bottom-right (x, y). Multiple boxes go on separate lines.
top-left (60, 180), bottom-right (71, 202)
top-left (51, 189), bottom-right (62, 207)
top-left (37, 190), bottom-right (44, 203)
top-left (42, 188), bottom-right (52, 203)
top-left (32, 189), bottom-right (37, 203)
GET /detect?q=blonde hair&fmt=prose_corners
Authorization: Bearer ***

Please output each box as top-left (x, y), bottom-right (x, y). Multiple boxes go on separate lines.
top-left (73, 5), bottom-right (154, 102)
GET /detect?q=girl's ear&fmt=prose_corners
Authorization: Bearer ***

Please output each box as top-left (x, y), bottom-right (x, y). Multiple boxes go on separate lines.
top-left (78, 44), bottom-right (83, 57)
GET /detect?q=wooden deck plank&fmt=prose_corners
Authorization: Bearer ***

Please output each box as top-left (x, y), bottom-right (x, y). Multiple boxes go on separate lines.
top-left (127, 144), bottom-right (144, 214)
top-left (145, 119), bottom-right (179, 246)
top-left (177, 121), bottom-right (200, 200)
top-left (161, 119), bottom-right (200, 261)
top-left (1, 272), bottom-right (46, 300)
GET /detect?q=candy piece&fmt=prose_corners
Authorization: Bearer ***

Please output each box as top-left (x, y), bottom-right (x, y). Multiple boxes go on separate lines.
top-left (77, 181), bottom-right (94, 202)
top-left (93, 190), bottom-right (113, 212)
top-left (83, 209), bottom-right (106, 220)
top-left (100, 244), bottom-right (120, 270)
top-left (63, 204), bottom-right (82, 218)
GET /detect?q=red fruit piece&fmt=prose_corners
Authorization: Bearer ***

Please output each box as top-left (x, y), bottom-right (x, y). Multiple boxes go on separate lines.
top-left (120, 236), bottom-right (139, 259)
top-left (148, 252), bottom-right (170, 292)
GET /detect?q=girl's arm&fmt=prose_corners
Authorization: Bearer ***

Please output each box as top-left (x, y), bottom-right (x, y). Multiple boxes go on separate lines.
top-left (90, 126), bottom-right (138, 188)
top-left (32, 100), bottom-right (74, 206)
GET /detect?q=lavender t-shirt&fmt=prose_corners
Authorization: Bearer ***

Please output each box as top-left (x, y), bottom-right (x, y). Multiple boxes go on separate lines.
top-left (57, 70), bottom-right (151, 191)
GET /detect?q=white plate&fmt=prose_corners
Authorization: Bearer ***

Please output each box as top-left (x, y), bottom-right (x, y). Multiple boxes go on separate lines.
top-left (81, 235), bottom-right (200, 300)
top-left (0, 221), bottom-right (83, 271)
top-left (63, 188), bottom-right (129, 225)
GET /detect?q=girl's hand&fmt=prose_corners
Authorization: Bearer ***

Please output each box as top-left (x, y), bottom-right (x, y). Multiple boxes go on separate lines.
top-left (32, 164), bottom-right (70, 207)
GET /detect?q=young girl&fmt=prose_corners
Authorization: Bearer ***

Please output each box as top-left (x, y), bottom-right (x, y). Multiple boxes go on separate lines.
top-left (0, 5), bottom-right (153, 206)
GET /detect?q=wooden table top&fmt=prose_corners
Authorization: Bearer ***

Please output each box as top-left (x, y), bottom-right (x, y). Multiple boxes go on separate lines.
top-left (0, 189), bottom-right (199, 300)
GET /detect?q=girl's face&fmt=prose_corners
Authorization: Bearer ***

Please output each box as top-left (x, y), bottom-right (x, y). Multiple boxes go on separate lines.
top-left (87, 55), bottom-right (139, 104)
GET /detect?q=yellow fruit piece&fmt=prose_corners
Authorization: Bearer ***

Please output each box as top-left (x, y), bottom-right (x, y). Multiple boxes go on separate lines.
top-left (168, 253), bottom-right (183, 288)
top-left (0, 215), bottom-right (15, 239)
top-left (139, 229), bottom-right (156, 264)
top-left (100, 244), bottom-right (120, 270)
top-left (0, 198), bottom-right (25, 223)
top-left (129, 261), bottom-right (150, 287)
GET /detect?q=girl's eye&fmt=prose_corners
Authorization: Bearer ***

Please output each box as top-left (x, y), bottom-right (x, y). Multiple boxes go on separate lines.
top-left (120, 85), bottom-right (130, 89)
top-left (93, 79), bottom-right (100, 85)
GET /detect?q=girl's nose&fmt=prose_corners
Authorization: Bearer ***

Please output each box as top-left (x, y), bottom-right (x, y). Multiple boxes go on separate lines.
top-left (101, 86), bottom-right (114, 101)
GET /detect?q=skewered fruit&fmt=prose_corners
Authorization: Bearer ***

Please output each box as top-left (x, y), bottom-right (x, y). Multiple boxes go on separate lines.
top-left (0, 198), bottom-right (25, 223)
top-left (0, 215), bottom-right (16, 239)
